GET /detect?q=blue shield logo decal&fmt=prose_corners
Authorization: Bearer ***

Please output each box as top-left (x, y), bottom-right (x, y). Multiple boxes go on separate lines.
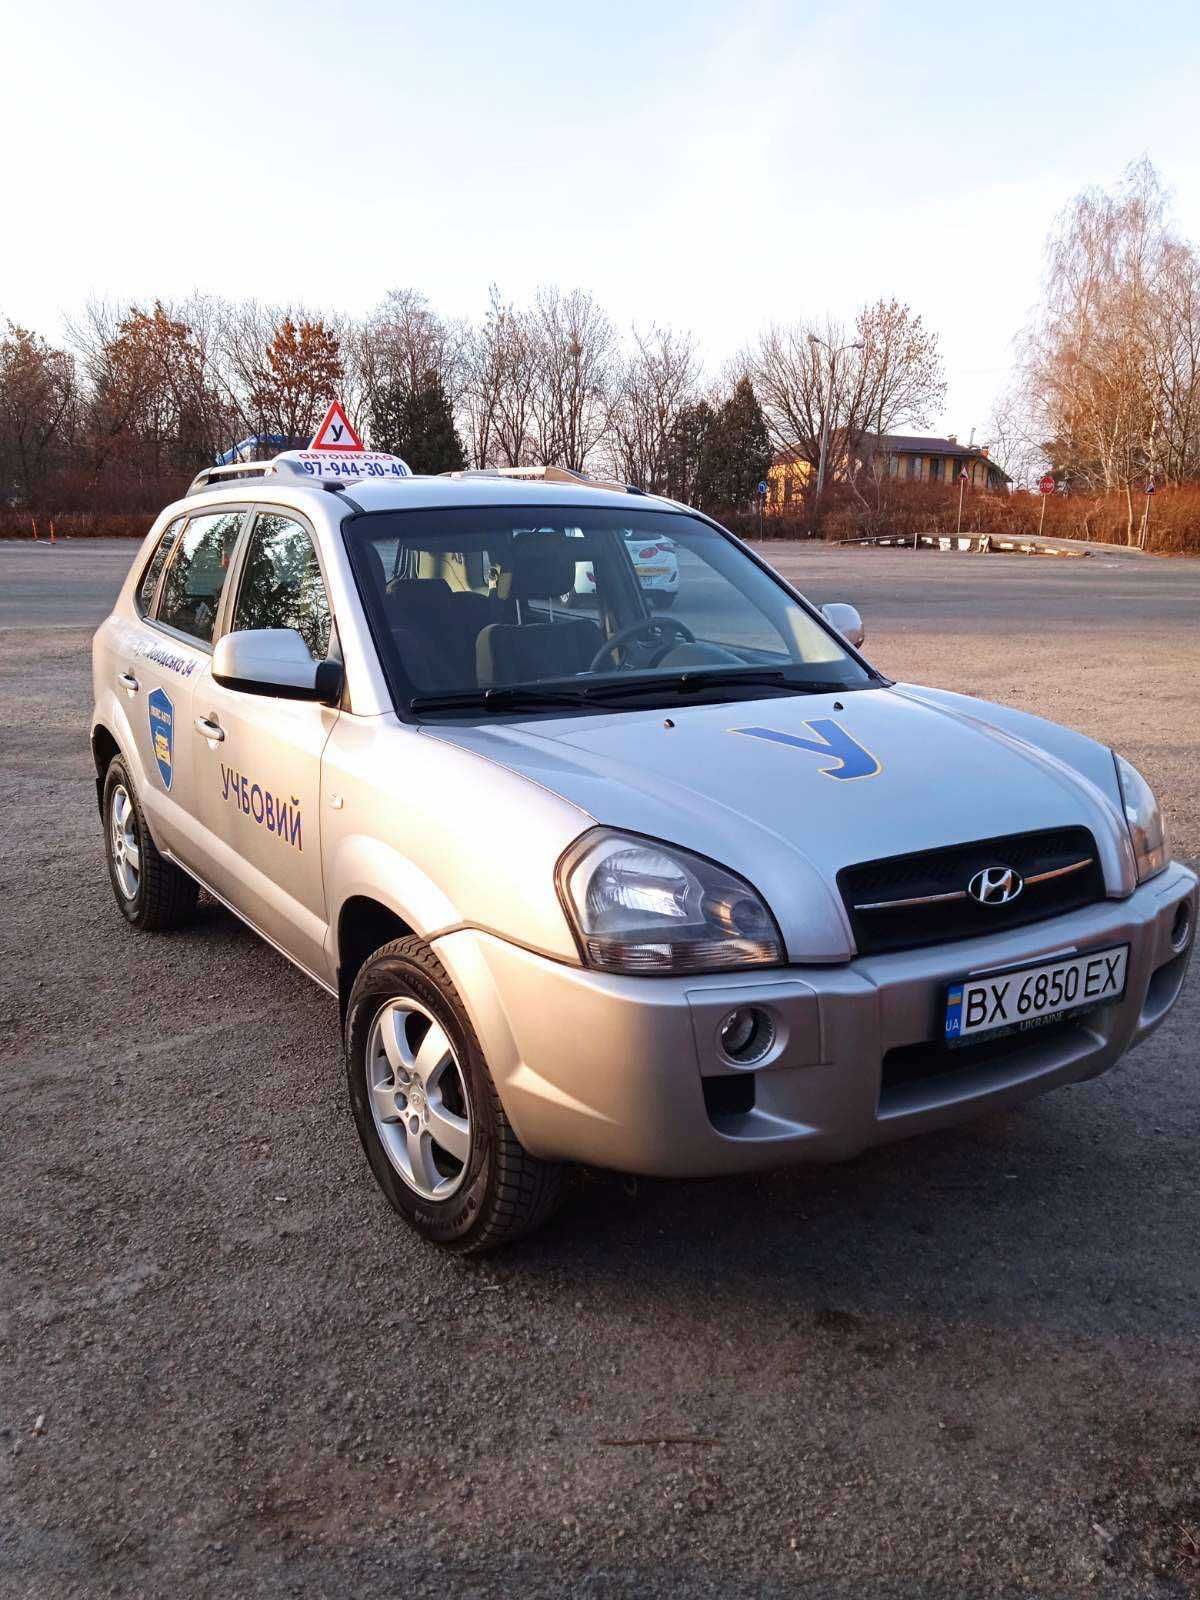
top-left (147, 687), bottom-right (174, 790)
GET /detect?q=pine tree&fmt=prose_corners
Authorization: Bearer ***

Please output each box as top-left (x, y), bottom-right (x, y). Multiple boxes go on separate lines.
top-left (696, 376), bottom-right (772, 508)
top-left (370, 369), bottom-right (466, 474)
top-left (664, 400), bottom-right (715, 505)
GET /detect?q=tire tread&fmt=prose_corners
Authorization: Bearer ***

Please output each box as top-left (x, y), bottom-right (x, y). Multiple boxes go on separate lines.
top-left (104, 757), bottom-right (198, 931)
top-left (351, 936), bottom-right (564, 1252)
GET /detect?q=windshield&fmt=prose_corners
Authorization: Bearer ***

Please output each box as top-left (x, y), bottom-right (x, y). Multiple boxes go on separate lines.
top-left (343, 505), bottom-right (875, 713)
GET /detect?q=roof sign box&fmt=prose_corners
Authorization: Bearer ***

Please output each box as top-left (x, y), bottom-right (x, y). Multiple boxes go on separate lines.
top-left (271, 449), bottom-right (413, 483)
top-left (310, 400), bottom-right (365, 452)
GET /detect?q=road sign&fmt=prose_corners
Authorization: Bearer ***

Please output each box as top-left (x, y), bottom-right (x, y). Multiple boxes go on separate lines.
top-left (757, 480), bottom-right (768, 498)
top-left (1146, 480), bottom-right (1156, 495)
top-left (1039, 474), bottom-right (1055, 495)
top-left (310, 400), bottom-right (364, 452)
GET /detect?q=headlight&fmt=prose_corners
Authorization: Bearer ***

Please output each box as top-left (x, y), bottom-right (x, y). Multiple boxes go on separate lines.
top-left (557, 829), bottom-right (784, 975)
top-left (1114, 753), bottom-right (1168, 882)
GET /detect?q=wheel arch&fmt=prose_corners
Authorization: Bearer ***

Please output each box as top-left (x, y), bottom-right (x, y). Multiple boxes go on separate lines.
top-left (90, 721), bottom-right (124, 813)
top-left (329, 833), bottom-right (465, 1018)
top-left (336, 895), bottom-right (418, 1022)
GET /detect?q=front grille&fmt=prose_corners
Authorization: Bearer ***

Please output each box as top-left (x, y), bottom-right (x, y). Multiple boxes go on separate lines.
top-left (839, 827), bottom-right (1104, 956)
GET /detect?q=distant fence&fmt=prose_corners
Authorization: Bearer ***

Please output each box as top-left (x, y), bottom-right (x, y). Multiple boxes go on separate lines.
top-left (0, 511), bottom-right (151, 540)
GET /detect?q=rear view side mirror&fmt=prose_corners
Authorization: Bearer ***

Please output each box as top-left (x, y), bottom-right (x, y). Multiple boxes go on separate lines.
top-left (213, 628), bottom-right (343, 704)
top-left (820, 602), bottom-right (865, 649)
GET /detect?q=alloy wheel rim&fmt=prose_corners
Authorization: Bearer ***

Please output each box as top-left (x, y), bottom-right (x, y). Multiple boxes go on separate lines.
top-left (109, 784), bottom-right (141, 901)
top-left (365, 998), bottom-right (472, 1201)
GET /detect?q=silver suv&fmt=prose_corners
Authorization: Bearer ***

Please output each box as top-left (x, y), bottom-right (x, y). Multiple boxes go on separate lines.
top-left (91, 452), bottom-right (1197, 1251)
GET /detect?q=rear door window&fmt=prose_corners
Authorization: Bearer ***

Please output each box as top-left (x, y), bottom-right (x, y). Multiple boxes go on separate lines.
top-left (155, 510), bottom-right (245, 644)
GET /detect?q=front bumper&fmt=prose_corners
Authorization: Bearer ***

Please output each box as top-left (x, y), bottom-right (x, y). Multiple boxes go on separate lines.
top-left (433, 863), bottom-right (1197, 1177)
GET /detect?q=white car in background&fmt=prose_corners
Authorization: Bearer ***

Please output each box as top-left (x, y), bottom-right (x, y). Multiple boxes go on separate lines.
top-left (564, 527), bottom-right (679, 608)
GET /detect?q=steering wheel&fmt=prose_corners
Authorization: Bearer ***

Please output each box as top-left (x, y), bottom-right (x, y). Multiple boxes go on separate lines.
top-left (588, 614), bottom-right (696, 673)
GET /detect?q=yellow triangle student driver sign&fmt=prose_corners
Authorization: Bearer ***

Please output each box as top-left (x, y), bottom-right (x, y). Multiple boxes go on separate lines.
top-left (310, 400), bottom-right (364, 452)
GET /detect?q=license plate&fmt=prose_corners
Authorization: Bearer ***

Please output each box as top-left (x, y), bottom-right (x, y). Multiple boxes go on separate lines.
top-left (638, 568), bottom-right (669, 580)
top-left (944, 944), bottom-right (1129, 1046)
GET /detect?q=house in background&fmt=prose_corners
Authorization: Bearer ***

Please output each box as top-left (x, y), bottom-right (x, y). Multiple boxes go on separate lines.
top-left (865, 433), bottom-right (1011, 491)
top-left (767, 432), bottom-right (1009, 511)
top-left (766, 448), bottom-right (812, 510)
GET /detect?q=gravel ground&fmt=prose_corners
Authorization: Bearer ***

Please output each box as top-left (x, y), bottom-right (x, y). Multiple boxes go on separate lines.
top-left (1, 539), bottom-right (1198, 1600)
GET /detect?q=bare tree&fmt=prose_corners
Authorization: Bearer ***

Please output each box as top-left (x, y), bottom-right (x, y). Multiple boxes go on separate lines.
top-left (608, 323), bottom-right (703, 490)
top-left (351, 288), bottom-right (463, 444)
top-left (219, 304), bottom-right (344, 447)
top-left (458, 286), bottom-right (538, 467)
top-left (986, 383), bottom-right (1047, 490)
top-left (69, 297), bottom-right (236, 481)
top-left (1019, 160), bottom-right (1194, 536)
top-left (527, 286), bottom-right (617, 471)
top-left (750, 301), bottom-right (944, 492)
top-left (0, 323), bottom-right (80, 501)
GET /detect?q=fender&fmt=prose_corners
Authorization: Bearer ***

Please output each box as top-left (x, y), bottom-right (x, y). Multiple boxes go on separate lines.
top-left (327, 832), bottom-right (464, 969)
top-left (91, 697), bottom-right (151, 817)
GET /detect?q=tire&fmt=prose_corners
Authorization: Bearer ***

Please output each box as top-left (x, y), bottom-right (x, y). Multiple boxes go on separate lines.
top-left (102, 756), bottom-right (199, 931)
top-left (345, 937), bottom-right (564, 1252)
top-left (651, 591), bottom-right (677, 610)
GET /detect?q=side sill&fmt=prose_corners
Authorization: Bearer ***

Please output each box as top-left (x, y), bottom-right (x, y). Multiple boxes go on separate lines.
top-left (163, 850), bottom-right (338, 998)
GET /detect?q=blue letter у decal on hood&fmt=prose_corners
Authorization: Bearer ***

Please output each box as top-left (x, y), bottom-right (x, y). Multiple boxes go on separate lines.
top-left (731, 719), bottom-right (882, 781)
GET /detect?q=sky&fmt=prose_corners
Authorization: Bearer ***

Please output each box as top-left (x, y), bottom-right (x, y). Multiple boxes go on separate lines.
top-left (5, 0), bottom-right (1200, 456)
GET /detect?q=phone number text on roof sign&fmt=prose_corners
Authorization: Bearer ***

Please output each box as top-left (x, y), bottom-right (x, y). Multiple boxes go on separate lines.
top-left (290, 450), bottom-right (411, 480)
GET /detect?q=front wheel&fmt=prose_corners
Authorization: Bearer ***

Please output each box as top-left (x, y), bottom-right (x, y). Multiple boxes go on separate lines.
top-left (345, 937), bottom-right (564, 1252)
top-left (102, 756), bottom-right (198, 930)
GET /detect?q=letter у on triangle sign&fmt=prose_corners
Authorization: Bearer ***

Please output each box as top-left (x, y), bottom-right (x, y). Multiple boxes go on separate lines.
top-left (309, 400), bottom-right (364, 452)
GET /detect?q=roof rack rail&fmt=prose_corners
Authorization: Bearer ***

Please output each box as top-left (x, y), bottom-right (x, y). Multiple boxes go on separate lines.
top-left (187, 461), bottom-right (275, 494)
top-left (443, 465), bottom-right (645, 496)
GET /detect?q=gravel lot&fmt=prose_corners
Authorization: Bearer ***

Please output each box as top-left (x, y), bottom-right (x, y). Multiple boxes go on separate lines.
top-left (1, 537), bottom-right (1198, 1599)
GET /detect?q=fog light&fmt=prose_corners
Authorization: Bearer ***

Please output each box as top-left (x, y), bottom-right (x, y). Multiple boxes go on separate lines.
top-left (1170, 900), bottom-right (1193, 954)
top-left (718, 1006), bottom-right (775, 1065)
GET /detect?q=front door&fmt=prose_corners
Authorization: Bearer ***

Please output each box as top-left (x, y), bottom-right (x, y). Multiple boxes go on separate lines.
top-left (193, 509), bottom-right (339, 980)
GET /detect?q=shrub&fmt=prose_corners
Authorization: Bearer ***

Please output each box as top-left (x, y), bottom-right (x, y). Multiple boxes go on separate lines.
top-left (721, 481), bottom-right (1200, 554)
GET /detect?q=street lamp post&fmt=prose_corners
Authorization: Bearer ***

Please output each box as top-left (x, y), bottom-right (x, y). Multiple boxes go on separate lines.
top-left (808, 334), bottom-right (864, 507)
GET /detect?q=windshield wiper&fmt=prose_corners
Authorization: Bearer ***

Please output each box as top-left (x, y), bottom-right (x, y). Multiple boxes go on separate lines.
top-left (581, 669), bottom-right (857, 702)
top-left (409, 685), bottom-right (596, 714)
top-left (411, 671), bottom-right (865, 716)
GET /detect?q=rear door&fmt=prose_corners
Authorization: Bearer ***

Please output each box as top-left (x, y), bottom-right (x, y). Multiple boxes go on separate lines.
top-left (125, 507), bottom-right (246, 862)
top-left (192, 508), bottom-right (339, 980)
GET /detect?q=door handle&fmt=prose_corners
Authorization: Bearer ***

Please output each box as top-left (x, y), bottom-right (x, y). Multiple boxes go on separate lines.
top-left (118, 672), bottom-right (139, 693)
top-left (195, 715), bottom-right (225, 743)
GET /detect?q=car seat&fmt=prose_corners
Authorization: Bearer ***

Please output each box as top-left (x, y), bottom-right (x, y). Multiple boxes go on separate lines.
top-left (476, 533), bottom-right (601, 686)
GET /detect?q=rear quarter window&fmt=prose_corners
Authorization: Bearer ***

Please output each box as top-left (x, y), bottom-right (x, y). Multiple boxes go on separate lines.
top-left (135, 517), bottom-right (184, 615)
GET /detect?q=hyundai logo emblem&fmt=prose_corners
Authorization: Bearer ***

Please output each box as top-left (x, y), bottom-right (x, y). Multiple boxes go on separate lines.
top-left (967, 865), bottom-right (1024, 906)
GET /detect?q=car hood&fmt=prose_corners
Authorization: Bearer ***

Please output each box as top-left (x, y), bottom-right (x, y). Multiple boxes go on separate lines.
top-left (426, 684), bottom-right (1133, 961)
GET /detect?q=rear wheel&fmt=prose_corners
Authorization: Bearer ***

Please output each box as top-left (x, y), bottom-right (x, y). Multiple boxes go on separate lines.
top-left (346, 937), bottom-right (563, 1252)
top-left (102, 756), bottom-right (198, 930)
